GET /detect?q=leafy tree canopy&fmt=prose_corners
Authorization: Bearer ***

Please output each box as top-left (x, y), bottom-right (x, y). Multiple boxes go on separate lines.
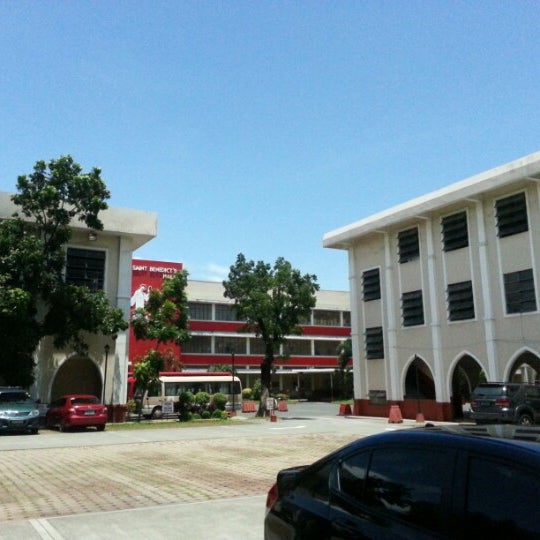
top-left (130, 270), bottom-right (191, 400)
top-left (223, 253), bottom-right (319, 415)
top-left (130, 269), bottom-right (191, 347)
top-left (0, 156), bottom-right (127, 387)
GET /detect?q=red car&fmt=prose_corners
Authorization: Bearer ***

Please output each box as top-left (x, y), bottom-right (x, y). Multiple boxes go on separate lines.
top-left (46, 395), bottom-right (107, 432)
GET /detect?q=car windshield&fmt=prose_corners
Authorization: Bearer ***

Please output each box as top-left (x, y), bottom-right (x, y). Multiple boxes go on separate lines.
top-left (71, 397), bottom-right (100, 405)
top-left (473, 385), bottom-right (517, 397)
top-left (0, 392), bottom-right (32, 403)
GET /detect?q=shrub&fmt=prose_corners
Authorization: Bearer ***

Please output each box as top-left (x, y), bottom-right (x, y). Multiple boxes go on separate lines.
top-left (242, 388), bottom-right (253, 400)
top-left (194, 391), bottom-right (210, 408)
top-left (178, 391), bottom-right (194, 414)
top-left (126, 399), bottom-right (137, 413)
top-left (220, 411), bottom-right (229, 420)
top-left (201, 410), bottom-right (211, 419)
top-left (252, 379), bottom-right (262, 401)
top-left (178, 411), bottom-right (192, 422)
top-left (191, 413), bottom-right (201, 420)
top-left (212, 392), bottom-right (227, 411)
top-left (212, 409), bottom-right (223, 419)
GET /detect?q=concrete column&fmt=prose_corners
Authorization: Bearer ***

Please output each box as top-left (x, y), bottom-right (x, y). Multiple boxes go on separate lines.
top-left (474, 201), bottom-right (499, 379)
top-left (383, 232), bottom-right (400, 400)
top-left (113, 236), bottom-right (133, 404)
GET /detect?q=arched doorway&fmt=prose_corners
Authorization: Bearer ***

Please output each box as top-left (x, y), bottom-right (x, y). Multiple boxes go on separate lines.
top-left (403, 356), bottom-right (435, 419)
top-left (450, 354), bottom-right (484, 419)
top-left (50, 355), bottom-right (102, 402)
top-left (404, 356), bottom-right (435, 400)
top-left (508, 350), bottom-right (540, 383)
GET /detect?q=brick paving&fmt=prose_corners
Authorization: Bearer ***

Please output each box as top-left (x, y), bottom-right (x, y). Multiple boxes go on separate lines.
top-left (0, 432), bottom-right (359, 522)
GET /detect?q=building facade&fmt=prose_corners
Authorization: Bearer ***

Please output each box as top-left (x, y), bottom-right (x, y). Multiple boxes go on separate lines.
top-left (128, 260), bottom-right (351, 400)
top-left (0, 191), bottom-right (157, 405)
top-left (184, 280), bottom-right (351, 400)
top-left (323, 152), bottom-right (540, 421)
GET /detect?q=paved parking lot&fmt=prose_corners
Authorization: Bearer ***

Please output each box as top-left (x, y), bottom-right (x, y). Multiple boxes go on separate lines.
top-left (0, 403), bottom-right (427, 538)
top-left (0, 430), bottom-right (361, 523)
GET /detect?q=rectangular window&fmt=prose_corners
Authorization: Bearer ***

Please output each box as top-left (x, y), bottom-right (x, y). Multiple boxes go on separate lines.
top-left (363, 448), bottom-right (454, 534)
top-left (215, 304), bottom-right (237, 321)
top-left (249, 338), bottom-right (266, 355)
top-left (495, 192), bottom-right (528, 238)
top-left (465, 456), bottom-right (540, 537)
top-left (181, 336), bottom-right (212, 354)
top-left (283, 339), bottom-right (311, 356)
top-left (503, 269), bottom-right (537, 314)
top-left (398, 227), bottom-right (420, 263)
top-left (365, 327), bottom-right (384, 359)
top-left (214, 336), bottom-right (246, 354)
top-left (313, 309), bottom-right (340, 326)
top-left (402, 290), bottom-right (424, 327)
top-left (441, 211), bottom-right (469, 251)
top-left (342, 311), bottom-right (351, 327)
top-left (65, 248), bottom-right (105, 291)
top-left (188, 302), bottom-right (212, 320)
top-left (362, 268), bottom-right (381, 301)
top-left (314, 340), bottom-right (339, 356)
top-left (447, 281), bottom-right (475, 321)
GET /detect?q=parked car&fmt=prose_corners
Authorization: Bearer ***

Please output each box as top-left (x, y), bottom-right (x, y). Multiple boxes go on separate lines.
top-left (46, 395), bottom-right (107, 432)
top-left (0, 387), bottom-right (40, 435)
top-left (470, 382), bottom-right (540, 425)
top-left (264, 424), bottom-right (540, 539)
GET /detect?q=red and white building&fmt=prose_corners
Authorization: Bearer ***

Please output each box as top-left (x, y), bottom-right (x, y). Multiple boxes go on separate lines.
top-left (129, 259), bottom-right (351, 399)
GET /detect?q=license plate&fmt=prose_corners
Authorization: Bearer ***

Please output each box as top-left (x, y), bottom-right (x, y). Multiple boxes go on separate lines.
top-left (84, 410), bottom-right (96, 416)
top-left (10, 420), bottom-right (24, 425)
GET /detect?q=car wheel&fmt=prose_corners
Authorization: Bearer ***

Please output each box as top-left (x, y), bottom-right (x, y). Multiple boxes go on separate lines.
top-left (518, 413), bottom-right (534, 425)
top-left (59, 420), bottom-right (68, 432)
top-left (151, 407), bottom-right (163, 419)
top-left (96, 424), bottom-right (105, 432)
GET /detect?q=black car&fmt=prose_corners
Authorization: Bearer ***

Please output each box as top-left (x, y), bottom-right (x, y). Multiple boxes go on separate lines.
top-left (470, 382), bottom-right (540, 425)
top-left (264, 424), bottom-right (540, 539)
top-left (0, 387), bottom-right (40, 434)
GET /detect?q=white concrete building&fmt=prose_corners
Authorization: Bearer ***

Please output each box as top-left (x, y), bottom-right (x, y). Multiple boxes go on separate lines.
top-left (0, 191), bottom-right (157, 405)
top-left (323, 152), bottom-right (540, 421)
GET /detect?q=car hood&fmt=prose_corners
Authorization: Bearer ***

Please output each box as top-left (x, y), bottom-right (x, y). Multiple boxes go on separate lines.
top-left (0, 403), bottom-right (37, 413)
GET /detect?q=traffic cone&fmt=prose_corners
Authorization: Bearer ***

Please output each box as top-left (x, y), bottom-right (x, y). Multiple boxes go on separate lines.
top-left (388, 405), bottom-right (403, 423)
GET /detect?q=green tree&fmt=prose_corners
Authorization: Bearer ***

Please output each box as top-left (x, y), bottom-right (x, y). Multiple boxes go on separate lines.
top-left (130, 270), bottom-right (190, 348)
top-left (132, 349), bottom-right (164, 419)
top-left (223, 253), bottom-right (319, 416)
top-left (130, 270), bottom-right (191, 410)
top-left (0, 156), bottom-right (127, 386)
top-left (208, 364), bottom-right (232, 373)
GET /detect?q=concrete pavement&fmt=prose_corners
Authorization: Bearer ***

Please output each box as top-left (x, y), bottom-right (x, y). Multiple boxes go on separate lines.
top-left (0, 403), bottom-right (431, 539)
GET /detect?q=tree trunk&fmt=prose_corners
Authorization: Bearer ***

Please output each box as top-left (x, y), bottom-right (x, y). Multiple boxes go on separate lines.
top-left (257, 355), bottom-right (273, 417)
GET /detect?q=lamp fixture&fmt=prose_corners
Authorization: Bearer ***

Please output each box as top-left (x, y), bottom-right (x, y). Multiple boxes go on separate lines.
top-left (88, 231), bottom-right (97, 241)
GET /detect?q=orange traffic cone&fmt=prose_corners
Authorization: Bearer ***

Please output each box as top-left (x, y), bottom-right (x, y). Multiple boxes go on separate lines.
top-left (388, 405), bottom-right (403, 423)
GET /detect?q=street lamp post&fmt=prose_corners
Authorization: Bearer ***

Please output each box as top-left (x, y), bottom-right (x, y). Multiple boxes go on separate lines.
top-left (102, 344), bottom-right (110, 404)
top-left (231, 351), bottom-right (236, 415)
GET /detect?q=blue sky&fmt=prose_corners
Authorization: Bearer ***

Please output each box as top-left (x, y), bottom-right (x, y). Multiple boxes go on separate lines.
top-left (2, 1), bottom-right (539, 291)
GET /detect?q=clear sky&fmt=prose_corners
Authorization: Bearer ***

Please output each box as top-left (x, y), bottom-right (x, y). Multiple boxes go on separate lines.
top-left (2, 1), bottom-right (539, 291)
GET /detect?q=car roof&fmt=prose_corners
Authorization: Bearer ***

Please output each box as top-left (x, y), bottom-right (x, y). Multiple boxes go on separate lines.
top-left (319, 424), bottom-right (540, 464)
top-left (59, 394), bottom-right (100, 399)
top-left (475, 381), bottom-right (536, 387)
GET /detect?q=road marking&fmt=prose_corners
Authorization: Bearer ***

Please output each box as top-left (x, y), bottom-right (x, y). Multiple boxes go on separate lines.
top-left (270, 425), bottom-right (305, 430)
top-left (29, 518), bottom-right (64, 540)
